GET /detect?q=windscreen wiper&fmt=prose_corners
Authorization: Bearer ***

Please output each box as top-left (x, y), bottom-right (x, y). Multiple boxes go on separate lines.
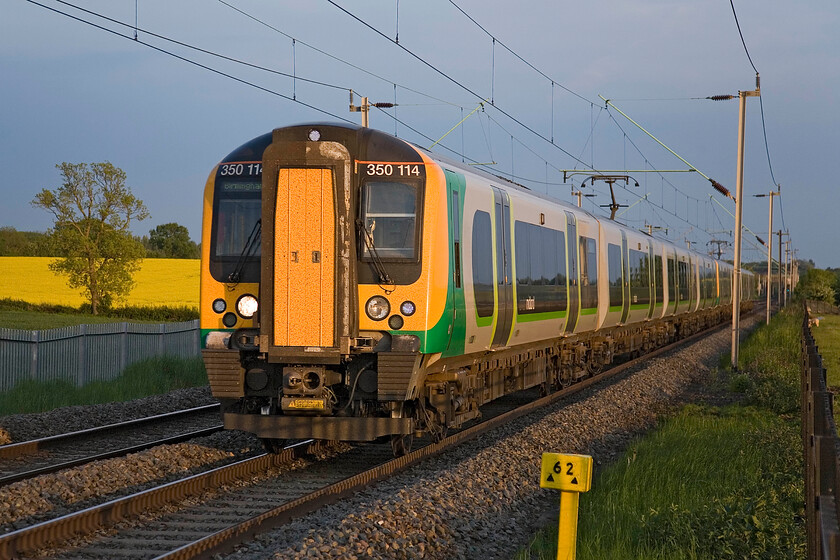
top-left (356, 218), bottom-right (393, 287)
top-left (227, 219), bottom-right (261, 287)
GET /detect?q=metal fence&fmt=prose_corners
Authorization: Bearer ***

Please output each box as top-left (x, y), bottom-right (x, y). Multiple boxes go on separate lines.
top-left (802, 301), bottom-right (840, 559)
top-left (0, 320), bottom-right (200, 391)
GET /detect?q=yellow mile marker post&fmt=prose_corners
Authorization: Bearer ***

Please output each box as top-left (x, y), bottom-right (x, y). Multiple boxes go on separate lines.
top-left (540, 453), bottom-right (594, 560)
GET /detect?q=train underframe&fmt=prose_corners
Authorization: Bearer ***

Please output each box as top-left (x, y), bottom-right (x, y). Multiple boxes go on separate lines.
top-left (205, 303), bottom-right (745, 456)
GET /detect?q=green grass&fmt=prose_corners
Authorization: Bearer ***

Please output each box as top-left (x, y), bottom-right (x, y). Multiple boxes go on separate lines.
top-left (0, 356), bottom-right (208, 415)
top-left (517, 406), bottom-right (803, 560)
top-left (0, 298), bottom-right (198, 329)
top-left (0, 309), bottom-right (128, 330)
top-left (810, 314), bottom-right (840, 389)
top-left (516, 309), bottom-right (805, 560)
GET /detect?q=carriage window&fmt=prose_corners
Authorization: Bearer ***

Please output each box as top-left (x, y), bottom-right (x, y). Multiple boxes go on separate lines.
top-left (654, 255), bottom-right (663, 304)
top-left (608, 243), bottom-right (623, 308)
top-left (361, 181), bottom-right (418, 260)
top-left (514, 221), bottom-right (566, 314)
top-left (579, 236), bottom-right (598, 309)
top-left (678, 261), bottom-right (690, 302)
top-left (472, 211), bottom-right (494, 318)
top-left (628, 249), bottom-right (651, 306)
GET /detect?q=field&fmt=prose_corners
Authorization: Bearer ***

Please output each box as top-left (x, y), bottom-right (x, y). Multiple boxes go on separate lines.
top-left (516, 307), bottom-right (805, 559)
top-left (810, 313), bottom-right (840, 389)
top-left (0, 257), bottom-right (199, 308)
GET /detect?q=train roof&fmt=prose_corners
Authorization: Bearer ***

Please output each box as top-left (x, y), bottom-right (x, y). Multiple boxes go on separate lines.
top-left (220, 123), bottom-right (746, 272)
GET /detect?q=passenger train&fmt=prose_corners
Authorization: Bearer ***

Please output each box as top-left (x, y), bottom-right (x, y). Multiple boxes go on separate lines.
top-left (200, 123), bottom-right (755, 455)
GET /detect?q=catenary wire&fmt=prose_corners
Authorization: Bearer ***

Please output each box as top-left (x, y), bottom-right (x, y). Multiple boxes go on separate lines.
top-left (325, 0), bottom-right (593, 169)
top-left (25, 0), bottom-right (354, 124)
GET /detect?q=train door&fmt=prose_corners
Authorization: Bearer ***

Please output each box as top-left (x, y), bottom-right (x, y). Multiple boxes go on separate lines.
top-left (620, 231), bottom-right (630, 324)
top-left (647, 244), bottom-right (656, 319)
top-left (564, 211), bottom-right (579, 333)
top-left (273, 168), bottom-right (335, 348)
top-left (491, 187), bottom-right (513, 348)
top-left (444, 170), bottom-right (466, 355)
top-left (688, 256), bottom-right (695, 311)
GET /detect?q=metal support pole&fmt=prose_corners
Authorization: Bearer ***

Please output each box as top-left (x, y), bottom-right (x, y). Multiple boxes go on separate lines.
top-left (361, 96), bottom-right (369, 128)
top-left (785, 240), bottom-right (791, 307)
top-left (731, 92), bottom-right (747, 369)
top-left (761, 192), bottom-right (777, 325)
top-left (778, 230), bottom-right (784, 308)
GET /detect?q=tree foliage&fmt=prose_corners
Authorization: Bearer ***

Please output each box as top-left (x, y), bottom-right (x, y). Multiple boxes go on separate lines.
top-left (796, 268), bottom-right (838, 305)
top-left (145, 222), bottom-right (199, 258)
top-left (32, 162), bottom-right (149, 315)
top-left (0, 227), bottom-right (52, 256)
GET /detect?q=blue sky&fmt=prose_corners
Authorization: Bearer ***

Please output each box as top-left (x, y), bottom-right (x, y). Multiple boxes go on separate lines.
top-left (2, 0), bottom-right (838, 266)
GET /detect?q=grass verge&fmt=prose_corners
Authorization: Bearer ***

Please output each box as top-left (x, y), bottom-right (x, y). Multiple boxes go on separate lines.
top-left (515, 307), bottom-right (806, 559)
top-left (0, 298), bottom-right (198, 329)
top-left (810, 314), bottom-right (840, 388)
top-left (0, 356), bottom-right (207, 415)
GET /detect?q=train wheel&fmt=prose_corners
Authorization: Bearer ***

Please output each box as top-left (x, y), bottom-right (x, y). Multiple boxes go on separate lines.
top-left (391, 433), bottom-right (413, 457)
top-left (261, 438), bottom-right (287, 454)
top-left (586, 361), bottom-right (603, 376)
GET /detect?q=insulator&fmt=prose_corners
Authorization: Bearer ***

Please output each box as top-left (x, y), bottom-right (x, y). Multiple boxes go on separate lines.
top-left (756, 235), bottom-right (766, 246)
top-left (707, 95), bottom-right (735, 101)
top-left (710, 179), bottom-right (732, 199)
top-left (373, 102), bottom-right (396, 108)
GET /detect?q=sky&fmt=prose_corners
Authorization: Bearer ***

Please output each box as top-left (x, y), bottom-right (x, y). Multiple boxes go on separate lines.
top-left (2, 0), bottom-right (838, 267)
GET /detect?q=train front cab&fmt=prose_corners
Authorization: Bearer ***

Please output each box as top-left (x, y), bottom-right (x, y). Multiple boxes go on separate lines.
top-left (206, 124), bottom-right (452, 445)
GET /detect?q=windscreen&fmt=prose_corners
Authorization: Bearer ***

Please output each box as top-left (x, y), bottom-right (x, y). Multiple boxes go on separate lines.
top-left (209, 177), bottom-right (262, 282)
top-left (360, 181), bottom-right (418, 260)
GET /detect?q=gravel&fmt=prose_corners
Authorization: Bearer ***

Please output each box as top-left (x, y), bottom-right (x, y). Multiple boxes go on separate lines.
top-left (219, 316), bottom-right (761, 560)
top-left (0, 314), bottom-right (761, 558)
top-left (0, 386), bottom-right (261, 534)
top-left (0, 386), bottom-right (216, 443)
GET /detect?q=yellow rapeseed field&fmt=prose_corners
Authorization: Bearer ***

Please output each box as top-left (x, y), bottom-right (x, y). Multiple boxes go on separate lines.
top-left (0, 257), bottom-right (199, 308)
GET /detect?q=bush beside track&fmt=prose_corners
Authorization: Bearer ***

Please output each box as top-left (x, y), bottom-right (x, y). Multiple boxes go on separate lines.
top-left (516, 307), bottom-right (806, 560)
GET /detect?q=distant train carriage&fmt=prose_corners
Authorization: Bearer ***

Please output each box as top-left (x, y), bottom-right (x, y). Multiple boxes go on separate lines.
top-left (200, 123), bottom-right (752, 456)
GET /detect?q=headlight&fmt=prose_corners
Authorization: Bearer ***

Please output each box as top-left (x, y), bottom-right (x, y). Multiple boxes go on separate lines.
top-left (365, 296), bottom-right (390, 321)
top-left (400, 301), bottom-right (416, 316)
top-left (212, 298), bottom-right (227, 314)
top-left (236, 294), bottom-right (259, 318)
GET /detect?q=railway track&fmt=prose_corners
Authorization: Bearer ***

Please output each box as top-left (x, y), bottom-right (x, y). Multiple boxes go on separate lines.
top-left (0, 404), bottom-right (223, 487)
top-left (0, 320), bottom-right (730, 560)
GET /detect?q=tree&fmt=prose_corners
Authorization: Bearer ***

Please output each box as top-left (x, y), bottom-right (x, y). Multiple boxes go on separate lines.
top-left (796, 268), bottom-right (837, 305)
top-left (32, 162), bottom-right (149, 314)
top-left (146, 222), bottom-right (199, 258)
top-left (0, 227), bottom-right (51, 256)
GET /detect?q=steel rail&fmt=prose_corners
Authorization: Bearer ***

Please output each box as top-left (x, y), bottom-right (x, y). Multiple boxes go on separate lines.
top-left (162, 319), bottom-right (733, 560)
top-left (0, 440), bottom-right (322, 558)
top-left (0, 425), bottom-right (223, 487)
top-left (0, 317), bottom-right (741, 559)
top-left (0, 403), bottom-right (220, 460)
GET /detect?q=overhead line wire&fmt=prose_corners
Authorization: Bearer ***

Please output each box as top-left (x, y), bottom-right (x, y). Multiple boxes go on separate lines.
top-left (728, 0), bottom-right (785, 231)
top-left (446, 0), bottom-right (595, 105)
top-left (25, 0), bottom-right (354, 124)
top-left (325, 0), bottom-right (593, 168)
top-left (50, 0), bottom-right (348, 91)
top-left (216, 0), bottom-right (464, 108)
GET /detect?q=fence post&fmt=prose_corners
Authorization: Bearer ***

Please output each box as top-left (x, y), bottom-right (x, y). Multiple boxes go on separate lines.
top-left (158, 323), bottom-right (165, 356)
top-left (29, 330), bottom-right (39, 380)
top-left (77, 324), bottom-right (87, 387)
top-left (120, 322), bottom-right (128, 372)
